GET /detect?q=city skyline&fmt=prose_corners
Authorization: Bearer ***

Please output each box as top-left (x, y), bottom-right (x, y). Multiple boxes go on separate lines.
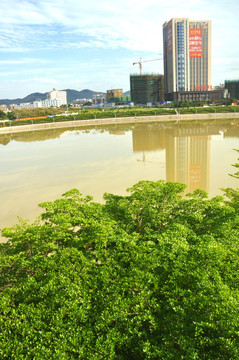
top-left (0, 0), bottom-right (238, 99)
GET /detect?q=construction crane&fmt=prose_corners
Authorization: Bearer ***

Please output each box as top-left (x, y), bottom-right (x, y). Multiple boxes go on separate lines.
top-left (133, 57), bottom-right (163, 75)
top-left (137, 151), bottom-right (165, 166)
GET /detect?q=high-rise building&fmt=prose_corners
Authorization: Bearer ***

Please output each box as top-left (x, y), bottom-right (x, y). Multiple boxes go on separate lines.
top-left (163, 18), bottom-right (211, 101)
top-left (225, 80), bottom-right (239, 99)
top-left (130, 74), bottom-right (164, 104)
top-left (165, 129), bottom-right (210, 194)
top-left (47, 88), bottom-right (67, 105)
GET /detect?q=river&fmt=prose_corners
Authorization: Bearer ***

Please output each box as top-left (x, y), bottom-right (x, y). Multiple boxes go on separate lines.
top-left (0, 119), bottom-right (238, 237)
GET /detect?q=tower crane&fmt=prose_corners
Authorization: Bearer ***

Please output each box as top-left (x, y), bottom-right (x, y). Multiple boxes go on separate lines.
top-left (133, 57), bottom-right (163, 75)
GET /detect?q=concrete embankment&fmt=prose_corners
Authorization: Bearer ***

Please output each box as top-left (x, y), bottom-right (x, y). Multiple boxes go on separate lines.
top-left (0, 112), bottom-right (239, 134)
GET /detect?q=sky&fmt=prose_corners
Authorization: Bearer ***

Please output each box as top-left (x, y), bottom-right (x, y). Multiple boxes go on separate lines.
top-left (0, 0), bottom-right (238, 99)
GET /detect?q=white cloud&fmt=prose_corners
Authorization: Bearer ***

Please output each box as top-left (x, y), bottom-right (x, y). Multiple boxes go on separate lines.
top-left (10, 77), bottom-right (57, 84)
top-left (0, 0), bottom-right (238, 97)
top-left (0, 47), bottom-right (31, 53)
top-left (0, 58), bottom-right (51, 65)
top-left (0, 0), bottom-right (238, 54)
top-left (0, 1), bottom-right (208, 52)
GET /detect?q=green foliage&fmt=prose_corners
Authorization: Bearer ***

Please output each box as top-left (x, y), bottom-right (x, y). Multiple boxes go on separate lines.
top-left (11, 107), bottom-right (62, 118)
top-left (1, 105), bottom-right (239, 128)
top-left (1, 181), bottom-right (239, 359)
top-left (0, 110), bottom-right (7, 119)
top-left (230, 149), bottom-right (239, 179)
top-left (104, 180), bottom-right (186, 235)
top-left (7, 111), bottom-right (16, 120)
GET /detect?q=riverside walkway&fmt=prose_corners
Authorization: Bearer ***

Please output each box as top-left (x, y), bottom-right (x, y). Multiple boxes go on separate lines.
top-left (0, 112), bottom-right (239, 134)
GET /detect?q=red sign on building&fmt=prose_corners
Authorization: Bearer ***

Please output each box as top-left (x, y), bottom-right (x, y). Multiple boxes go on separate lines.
top-left (189, 28), bottom-right (203, 58)
top-left (195, 85), bottom-right (213, 91)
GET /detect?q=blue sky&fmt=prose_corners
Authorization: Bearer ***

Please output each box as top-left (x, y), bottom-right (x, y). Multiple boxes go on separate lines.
top-left (0, 0), bottom-right (238, 99)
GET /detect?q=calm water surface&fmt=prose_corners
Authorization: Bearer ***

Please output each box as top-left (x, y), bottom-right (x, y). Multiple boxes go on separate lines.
top-left (0, 120), bottom-right (238, 233)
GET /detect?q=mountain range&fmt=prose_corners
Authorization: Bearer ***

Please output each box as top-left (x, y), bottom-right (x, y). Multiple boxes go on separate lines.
top-left (0, 89), bottom-right (130, 106)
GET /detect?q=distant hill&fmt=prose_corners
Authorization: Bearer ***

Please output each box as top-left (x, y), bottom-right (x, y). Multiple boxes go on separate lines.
top-left (63, 89), bottom-right (105, 103)
top-left (0, 89), bottom-right (105, 106)
top-left (124, 90), bottom-right (130, 96)
top-left (0, 92), bottom-right (48, 106)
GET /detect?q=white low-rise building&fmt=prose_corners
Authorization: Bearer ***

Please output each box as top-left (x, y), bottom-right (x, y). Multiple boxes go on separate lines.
top-left (9, 88), bottom-right (67, 109)
top-left (92, 94), bottom-right (106, 104)
top-left (12, 99), bottom-right (62, 109)
top-left (73, 98), bottom-right (92, 105)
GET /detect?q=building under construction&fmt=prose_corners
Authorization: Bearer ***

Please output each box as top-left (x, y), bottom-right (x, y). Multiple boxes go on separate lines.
top-left (106, 88), bottom-right (131, 104)
top-left (130, 74), bottom-right (164, 104)
top-left (225, 80), bottom-right (239, 99)
top-left (106, 89), bottom-right (123, 101)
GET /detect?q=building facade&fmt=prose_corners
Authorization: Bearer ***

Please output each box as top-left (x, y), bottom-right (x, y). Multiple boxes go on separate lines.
top-left (225, 80), bottom-right (239, 99)
top-left (0, 104), bottom-right (7, 112)
top-left (73, 99), bottom-right (92, 105)
top-left (130, 74), bottom-right (164, 104)
top-left (163, 18), bottom-right (211, 101)
top-left (106, 89), bottom-right (124, 101)
top-left (92, 94), bottom-right (106, 105)
top-left (47, 88), bottom-right (67, 105)
top-left (106, 96), bottom-right (131, 104)
top-left (10, 99), bottom-right (62, 109)
top-left (173, 87), bottom-right (228, 102)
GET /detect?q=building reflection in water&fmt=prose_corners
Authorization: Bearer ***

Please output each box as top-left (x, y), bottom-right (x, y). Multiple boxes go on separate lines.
top-left (1, 121), bottom-right (239, 197)
top-left (132, 124), bottom-right (215, 193)
top-left (165, 130), bottom-right (210, 193)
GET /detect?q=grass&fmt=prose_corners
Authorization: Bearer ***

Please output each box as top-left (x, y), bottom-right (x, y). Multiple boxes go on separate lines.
top-left (0, 106), bottom-right (239, 128)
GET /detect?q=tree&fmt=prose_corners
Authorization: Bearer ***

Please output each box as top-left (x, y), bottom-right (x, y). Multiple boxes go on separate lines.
top-left (0, 110), bottom-right (7, 120)
top-left (7, 112), bottom-right (16, 120)
top-left (222, 149), bottom-right (239, 211)
top-left (0, 182), bottom-right (239, 359)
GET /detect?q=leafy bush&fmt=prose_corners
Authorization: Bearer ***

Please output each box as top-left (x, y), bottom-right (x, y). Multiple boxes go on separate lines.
top-left (1, 181), bottom-right (239, 359)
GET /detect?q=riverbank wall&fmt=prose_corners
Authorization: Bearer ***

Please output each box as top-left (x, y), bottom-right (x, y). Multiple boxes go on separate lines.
top-left (0, 112), bottom-right (239, 134)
